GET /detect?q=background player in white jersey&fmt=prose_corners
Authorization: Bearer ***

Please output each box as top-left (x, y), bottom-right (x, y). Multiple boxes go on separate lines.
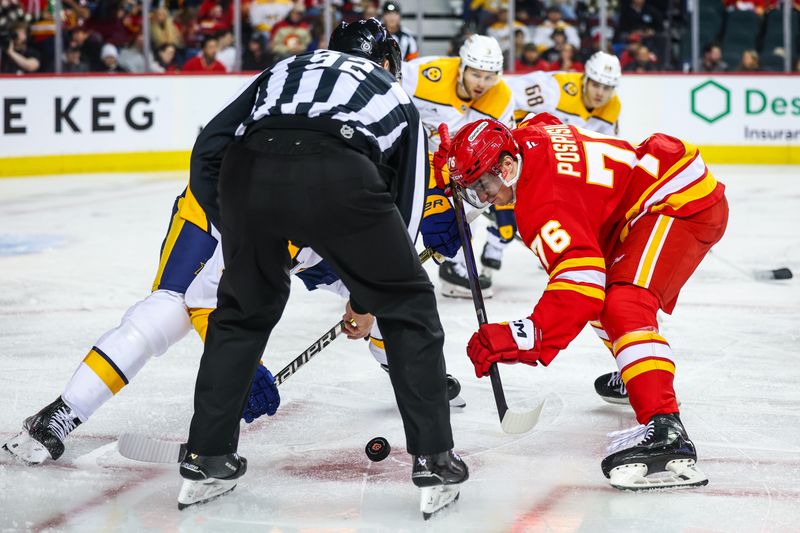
top-left (482, 52), bottom-right (623, 278)
top-left (506, 51), bottom-right (622, 134)
top-left (401, 34), bottom-right (515, 298)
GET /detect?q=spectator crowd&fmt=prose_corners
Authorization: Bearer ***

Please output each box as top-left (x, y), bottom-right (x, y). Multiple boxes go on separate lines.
top-left (0, 0), bottom-right (797, 75)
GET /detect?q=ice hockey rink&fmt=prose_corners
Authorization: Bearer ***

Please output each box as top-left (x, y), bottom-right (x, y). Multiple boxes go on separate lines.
top-left (1, 165), bottom-right (798, 532)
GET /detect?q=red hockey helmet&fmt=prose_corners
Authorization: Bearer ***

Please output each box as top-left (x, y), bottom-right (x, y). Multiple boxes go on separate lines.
top-left (447, 119), bottom-right (521, 208)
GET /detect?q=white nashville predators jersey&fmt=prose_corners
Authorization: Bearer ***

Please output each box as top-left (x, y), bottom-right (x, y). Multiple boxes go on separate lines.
top-left (506, 71), bottom-right (621, 135)
top-left (401, 56), bottom-right (515, 152)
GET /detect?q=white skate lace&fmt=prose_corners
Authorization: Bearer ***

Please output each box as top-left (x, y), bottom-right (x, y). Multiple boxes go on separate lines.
top-left (606, 421), bottom-right (654, 454)
top-left (451, 261), bottom-right (469, 279)
top-left (607, 372), bottom-right (627, 395)
top-left (48, 407), bottom-right (78, 443)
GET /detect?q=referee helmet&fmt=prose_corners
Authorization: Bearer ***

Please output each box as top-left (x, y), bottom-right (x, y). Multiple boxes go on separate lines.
top-left (329, 18), bottom-right (402, 80)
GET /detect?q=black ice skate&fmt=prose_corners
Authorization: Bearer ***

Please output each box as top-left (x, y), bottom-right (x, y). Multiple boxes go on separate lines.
top-left (445, 374), bottom-right (466, 408)
top-left (3, 397), bottom-right (81, 464)
top-left (412, 450), bottom-right (469, 520)
top-left (439, 260), bottom-right (492, 299)
top-left (381, 364), bottom-right (466, 408)
top-left (178, 451), bottom-right (247, 510)
top-left (594, 371), bottom-right (680, 407)
top-left (602, 413), bottom-right (708, 491)
top-left (480, 242), bottom-right (503, 272)
top-left (594, 371), bottom-right (629, 405)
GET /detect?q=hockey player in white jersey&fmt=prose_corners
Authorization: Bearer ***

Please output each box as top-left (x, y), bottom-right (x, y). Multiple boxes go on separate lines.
top-left (1, 188), bottom-right (280, 465)
top-left (506, 51), bottom-right (622, 134)
top-left (4, 190), bottom-right (464, 466)
top-left (402, 34), bottom-right (515, 298)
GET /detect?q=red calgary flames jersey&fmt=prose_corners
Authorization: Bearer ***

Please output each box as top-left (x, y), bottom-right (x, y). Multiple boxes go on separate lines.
top-left (512, 119), bottom-right (725, 364)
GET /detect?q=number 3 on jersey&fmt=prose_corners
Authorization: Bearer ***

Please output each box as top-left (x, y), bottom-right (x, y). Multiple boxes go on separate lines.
top-left (531, 220), bottom-right (571, 270)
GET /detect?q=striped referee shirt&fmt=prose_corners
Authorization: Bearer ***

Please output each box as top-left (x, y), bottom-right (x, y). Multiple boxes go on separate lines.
top-left (189, 49), bottom-right (428, 241)
top-left (391, 28), bottom-right (419, 61)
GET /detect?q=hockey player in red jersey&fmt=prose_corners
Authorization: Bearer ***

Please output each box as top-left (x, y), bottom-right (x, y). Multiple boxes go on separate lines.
top-left (444, 114), bottom-right (728, 490)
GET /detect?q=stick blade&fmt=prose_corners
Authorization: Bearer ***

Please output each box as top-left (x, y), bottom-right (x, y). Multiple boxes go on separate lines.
top-left (500, 400), bottom-right (544, 434)
top-left (118, 433), bottom-right (185, 463)
top-left (753, 267), bottom-right (793, 281)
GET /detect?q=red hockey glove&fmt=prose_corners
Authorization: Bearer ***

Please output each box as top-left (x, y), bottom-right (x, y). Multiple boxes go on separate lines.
top-left (466, 319), bottom-right (541, 378)
top-left (432, 123), bottom-right (453, 194)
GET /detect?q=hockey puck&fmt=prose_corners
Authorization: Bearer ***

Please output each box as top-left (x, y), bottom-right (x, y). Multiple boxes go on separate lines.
top-left (365, 437), bottom-right (390, 462)
top-left (772, 268), bottom-right (793, 280)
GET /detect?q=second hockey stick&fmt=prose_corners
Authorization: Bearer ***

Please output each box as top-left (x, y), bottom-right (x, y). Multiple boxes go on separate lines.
top-left (452, 185), bottom-right (543, 434)
top-left (118, 242), bottom-right (459, 463)
top-left (482, 211), bottom-right (794, 282)
top-left (118, 321), bottom-right (346, 463)
top-left (708, 250), bottom-right (793, 281)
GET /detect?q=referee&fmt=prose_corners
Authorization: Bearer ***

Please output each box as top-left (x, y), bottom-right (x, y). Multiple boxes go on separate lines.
top-left (178, 19), bottom-right (467, 511)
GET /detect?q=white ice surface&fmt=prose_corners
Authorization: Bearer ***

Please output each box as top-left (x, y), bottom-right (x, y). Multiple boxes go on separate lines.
top-left (1, 166), bottom-right (799, 532)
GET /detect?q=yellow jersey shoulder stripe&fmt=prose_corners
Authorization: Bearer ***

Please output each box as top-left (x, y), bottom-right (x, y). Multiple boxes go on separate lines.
top-left (412, 57), bottom-right (462, 107)
top-left (472, 81), bottom-right (514, 120)
top-left (179, 185), bottom-right (210, 233)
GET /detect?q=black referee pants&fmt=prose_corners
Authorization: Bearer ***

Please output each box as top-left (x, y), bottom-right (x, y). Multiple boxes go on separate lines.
top-left (188, 129), bottom-right (454, 457)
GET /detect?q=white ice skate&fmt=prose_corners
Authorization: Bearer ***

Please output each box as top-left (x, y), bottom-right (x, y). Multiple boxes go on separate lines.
top-left (3, 431), bottom-right (52, 465)
top-left (3, 397), bottom-right (81, 465)
top-left (420, 485), bottom-right (461, 520)
top-left (178, 451), bottom-right (247, 510)
top-left (177, 477), bottom-right (239, 510)
top-left (412, 450), bottom-right (468, 520)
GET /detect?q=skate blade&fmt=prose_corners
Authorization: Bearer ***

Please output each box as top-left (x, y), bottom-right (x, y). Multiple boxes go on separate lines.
top-left (440, 281), bottom-right (493, 299)
top-left (3, 432), bottom-right (52, 465)
top-left (609, 459), bottom-right (709, 491)
top-left (420, 485), bottom-right (460, 520)
top-left (600, 396), bottom-right (631, 406)
top-left (177, 478), bottom-right (238, 510)
top-left (600, 397), bottom-right (680, 407)
top-left (449, 395), bottom-right (467, 409)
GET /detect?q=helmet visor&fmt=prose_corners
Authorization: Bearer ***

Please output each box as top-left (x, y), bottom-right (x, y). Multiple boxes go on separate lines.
top-left (459, 171), bottom-right (506, 209)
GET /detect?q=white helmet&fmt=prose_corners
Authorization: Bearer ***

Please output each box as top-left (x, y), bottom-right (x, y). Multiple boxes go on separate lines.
top-left (584, 51), bottom-right (621, 88)
top-left (459, 35), bottom-right (504, 73)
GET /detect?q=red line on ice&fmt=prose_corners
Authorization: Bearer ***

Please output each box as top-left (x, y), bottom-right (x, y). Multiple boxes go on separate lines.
top-left (31, 469), bottom-right (161, 532)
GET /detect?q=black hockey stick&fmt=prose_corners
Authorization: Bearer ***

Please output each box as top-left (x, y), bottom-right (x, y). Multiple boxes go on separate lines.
top-left (118, 322), bottom-right (347, 463)
top-left (119, 322), bottom-right (347, 462)
top-left (452, 186), bottom-right (543, 434)
top-left (709, 250), bottom-right (793, 281)
top-left (118, 245), bottom-right (452, 463)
